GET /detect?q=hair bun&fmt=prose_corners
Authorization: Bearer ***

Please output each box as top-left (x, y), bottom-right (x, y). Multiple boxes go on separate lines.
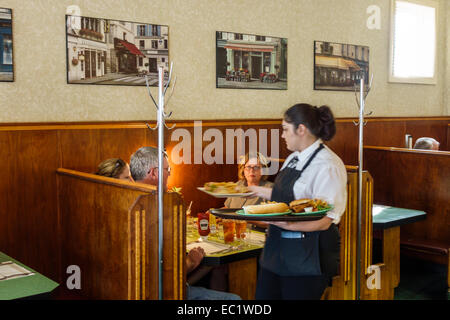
top-left (317, 105), bottom-right (336, 141)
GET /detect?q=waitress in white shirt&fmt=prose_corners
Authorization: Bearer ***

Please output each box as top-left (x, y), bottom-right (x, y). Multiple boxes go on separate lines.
top-left (248, 103), bottom-right (347, 300)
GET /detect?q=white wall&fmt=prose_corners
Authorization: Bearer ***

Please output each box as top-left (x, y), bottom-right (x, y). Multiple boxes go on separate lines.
top-left (0, 0), bottom-right (447, 122)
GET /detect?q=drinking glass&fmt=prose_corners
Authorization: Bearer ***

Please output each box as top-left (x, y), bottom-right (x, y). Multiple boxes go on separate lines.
top-left (235, 220), bottom-right (247, 246)
top-left (222, 219), bottom-right (235, 244)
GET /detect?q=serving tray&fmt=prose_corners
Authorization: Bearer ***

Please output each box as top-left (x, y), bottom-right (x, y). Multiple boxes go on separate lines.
top-left (210, 208), bottom-right (327, 222)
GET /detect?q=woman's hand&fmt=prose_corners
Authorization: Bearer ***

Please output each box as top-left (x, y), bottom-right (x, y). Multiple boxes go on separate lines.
top-left (247, 186), bottom-right (272, 200)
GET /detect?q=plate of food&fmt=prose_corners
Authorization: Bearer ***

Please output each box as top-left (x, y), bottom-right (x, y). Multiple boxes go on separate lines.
top-left (289, 198), bottom-right (333, 215)
top-left (197, 182), bottom-right (255, 198)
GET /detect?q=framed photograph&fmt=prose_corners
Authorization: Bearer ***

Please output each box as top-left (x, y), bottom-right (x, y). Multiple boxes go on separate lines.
top-left (66, 14), bottom-right (169, 86)
top-left (314, 40), bottom-right (369, 91)
top-left (0, 8), bottom-right (13, 82)
top-left (216, 31), bottom-right (287, 90)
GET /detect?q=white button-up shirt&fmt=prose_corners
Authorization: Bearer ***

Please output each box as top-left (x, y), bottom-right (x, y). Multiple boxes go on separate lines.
top-left (280, 139), bottom-right (347, 224)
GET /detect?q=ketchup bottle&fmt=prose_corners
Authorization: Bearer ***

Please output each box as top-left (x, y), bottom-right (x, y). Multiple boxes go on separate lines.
top-left (197, 211), bottom-right (210, 239)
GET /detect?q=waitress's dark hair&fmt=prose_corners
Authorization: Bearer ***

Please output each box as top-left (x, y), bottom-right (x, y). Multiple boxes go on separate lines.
top-left (283, 103), bottom-right (336, 141)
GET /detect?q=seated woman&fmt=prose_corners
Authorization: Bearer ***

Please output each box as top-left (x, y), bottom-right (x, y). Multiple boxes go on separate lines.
top-left (95, 158), bottom-right (134, 182)
top-left (223, 152), bottom-right (274, 232)
top-left (224, 152), bottom-right (274, 208)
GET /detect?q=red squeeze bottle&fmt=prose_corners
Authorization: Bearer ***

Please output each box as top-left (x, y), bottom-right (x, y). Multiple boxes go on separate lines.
top-left (197, 212), bottom-right (210, 239)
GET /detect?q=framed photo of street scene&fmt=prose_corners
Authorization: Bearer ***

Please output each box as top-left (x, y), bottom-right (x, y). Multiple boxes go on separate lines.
top-left (216, 31), bottom-right (287, 90)
top-left (66, 14), bottom-right (169, 86)
top-left (0, 8), bottom-right (13, 82)
top-left (314, 40), bottom-right (369, 91)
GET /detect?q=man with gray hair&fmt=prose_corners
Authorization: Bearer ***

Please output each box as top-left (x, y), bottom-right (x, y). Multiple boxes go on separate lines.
top-left (130, 146), bottom-right (170, 190)
top-left (129, 146), bottom-right (241, 300)
top-left (413, 137), bottom-right (440, 151)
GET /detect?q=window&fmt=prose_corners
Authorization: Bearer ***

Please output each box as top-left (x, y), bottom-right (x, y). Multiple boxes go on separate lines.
top-left (140, 40), bottom-right (145, 48)
top-left (152, 40), bottom-right (158, 49)
top-left (389, 0), bottom-right (438, 84)
top-left (234, 33), bottom-right (243, 40)
top-left (138, 25), bottom-right (145, 36)
top-left (2, 35), bottom-right (12, 65)
top-left (256, 35), bottom-right (266, 41)
top-left (152, 25), bottom-right (158, 36)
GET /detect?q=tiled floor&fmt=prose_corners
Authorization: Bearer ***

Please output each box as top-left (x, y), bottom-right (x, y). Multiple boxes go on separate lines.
top-left (394, 256), bottom-right (448, 300)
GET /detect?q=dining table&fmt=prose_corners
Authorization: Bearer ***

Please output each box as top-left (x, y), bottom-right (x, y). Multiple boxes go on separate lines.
top-left (0, 251), bottom-right (59, 300)
top-left (372, 204), bottom-right (426, 290)
top-left (186, 218), bottom-right (265, 300)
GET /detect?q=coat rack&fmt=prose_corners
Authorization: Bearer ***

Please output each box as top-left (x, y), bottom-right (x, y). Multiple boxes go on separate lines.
top-left (354, 74), bottom-right (373, 300)
top-left (145, 62), bottom-right (177, 300)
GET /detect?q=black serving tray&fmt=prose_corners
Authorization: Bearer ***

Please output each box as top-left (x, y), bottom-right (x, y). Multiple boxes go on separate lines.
top-left (210, 208), bottom-right (326, 222)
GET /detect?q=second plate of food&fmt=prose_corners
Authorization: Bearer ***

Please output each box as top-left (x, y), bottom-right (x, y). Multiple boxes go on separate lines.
top-left (197, 187), bottom-right (255, 198)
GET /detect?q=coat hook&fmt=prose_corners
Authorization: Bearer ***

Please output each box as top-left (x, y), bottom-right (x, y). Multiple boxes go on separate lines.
top-left (145, 122), bottom-right (158, 131)
top-left (164, 122), bottom-right (176, 130)
top-left (145, 75), bottom-right (159, 110)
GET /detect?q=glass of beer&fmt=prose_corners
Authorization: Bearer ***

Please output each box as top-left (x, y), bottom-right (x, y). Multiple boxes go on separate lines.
top-left (222, 219), bottom-right (235, 244)
top-left (235, 220), bottom-right (247, 245)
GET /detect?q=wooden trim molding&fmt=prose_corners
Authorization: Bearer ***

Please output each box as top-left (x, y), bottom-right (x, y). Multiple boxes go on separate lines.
top-left (0, 116), bottom-right (448, 131)
top-left (56, 168), bottom-right (157, 192)
top-left (364, 146), bottom-right (450, 156)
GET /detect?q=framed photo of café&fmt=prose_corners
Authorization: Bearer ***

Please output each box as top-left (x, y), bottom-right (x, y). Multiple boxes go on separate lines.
top-left (0, 8), bottom-right (13, 82)
top-left (66, 14), bottom-right (169, 86)
top-left (216, 31), bottom-right (287, 90)
top-left (314, 40), bottom-right (369, 91)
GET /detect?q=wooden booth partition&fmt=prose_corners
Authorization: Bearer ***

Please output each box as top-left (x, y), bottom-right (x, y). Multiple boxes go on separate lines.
top-left (363, 146), bottom-right (450, 288)
top-left (322, 167), bottom-right (359, 300)
top-left (322, 168), bottom-right (395, 300)
top-left (56, 168), bottom-right (185, 300)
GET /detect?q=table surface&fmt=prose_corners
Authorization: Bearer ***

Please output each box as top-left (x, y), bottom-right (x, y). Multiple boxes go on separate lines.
top-left (372, 204), bottom-right (426, 230)
top-left (0, 252), bottom-right (59, 300)
top-left (187, 229), bottom-right (265, 265)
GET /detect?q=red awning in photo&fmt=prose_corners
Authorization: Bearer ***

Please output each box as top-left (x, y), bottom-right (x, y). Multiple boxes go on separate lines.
top-left (224, 44), bottom-right (274, 52)
top-left (117, 40), bottom-right (145, 57)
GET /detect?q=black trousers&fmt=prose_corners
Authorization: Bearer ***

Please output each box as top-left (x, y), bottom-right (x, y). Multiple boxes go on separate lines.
top-left (255, 267), bottom-right (328, 300)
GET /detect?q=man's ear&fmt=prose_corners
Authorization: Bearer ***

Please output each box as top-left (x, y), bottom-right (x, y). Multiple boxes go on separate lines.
top-left (147, 167), bottom-right (156, 179)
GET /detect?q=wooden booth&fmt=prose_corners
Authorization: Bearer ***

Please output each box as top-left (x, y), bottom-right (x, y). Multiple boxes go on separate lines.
top-left (56, 168), bottom-right (186, 299)
top-left (364, 146), bottom-right (450, 289)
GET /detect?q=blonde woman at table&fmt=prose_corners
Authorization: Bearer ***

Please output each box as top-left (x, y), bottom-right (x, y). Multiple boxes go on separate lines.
top-left (224, 152), bottom-right (274, 209)
top-left (248, 103), bottom-right (347, 300)
top-left (224, 152), bottom-right (274, 231)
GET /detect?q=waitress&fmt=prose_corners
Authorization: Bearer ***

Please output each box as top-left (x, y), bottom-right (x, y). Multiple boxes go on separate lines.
top-left (248, 103), bottom-right (347, 300)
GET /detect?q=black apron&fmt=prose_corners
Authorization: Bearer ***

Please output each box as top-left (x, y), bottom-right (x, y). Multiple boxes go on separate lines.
top-left (260, 144), bottom-right (340, 278)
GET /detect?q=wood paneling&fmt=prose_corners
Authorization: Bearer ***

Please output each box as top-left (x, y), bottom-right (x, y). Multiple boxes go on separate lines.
top-left (0, 130), bottom-right (60, 280)
top-left (0, 116), bottom-right (448, 289)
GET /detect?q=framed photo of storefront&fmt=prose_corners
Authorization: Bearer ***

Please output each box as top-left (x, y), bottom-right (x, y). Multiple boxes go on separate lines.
top-left (66, 14), bottom-right (169, 86)
top-left (216, 31), bottom-right (287, 90)
top-left (314, 40), bottom-right (369, 91)
top-left (0, 8), bottom-right (13, 82)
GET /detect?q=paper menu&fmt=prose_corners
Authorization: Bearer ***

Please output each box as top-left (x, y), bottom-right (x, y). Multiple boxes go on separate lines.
top-left (0, 261), bottom-right (34, 281)
top-left (186, 241), bottom-right (229, 255)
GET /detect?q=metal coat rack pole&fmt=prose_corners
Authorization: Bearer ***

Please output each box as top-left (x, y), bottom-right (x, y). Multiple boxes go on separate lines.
top-left (145, 63), bottom-right (176, 300)
top-left (354, 75), bottom-right (373, 300)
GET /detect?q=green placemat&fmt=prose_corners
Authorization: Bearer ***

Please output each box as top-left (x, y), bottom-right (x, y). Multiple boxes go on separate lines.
top-left (0, 252), bottom-right (59, 300)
